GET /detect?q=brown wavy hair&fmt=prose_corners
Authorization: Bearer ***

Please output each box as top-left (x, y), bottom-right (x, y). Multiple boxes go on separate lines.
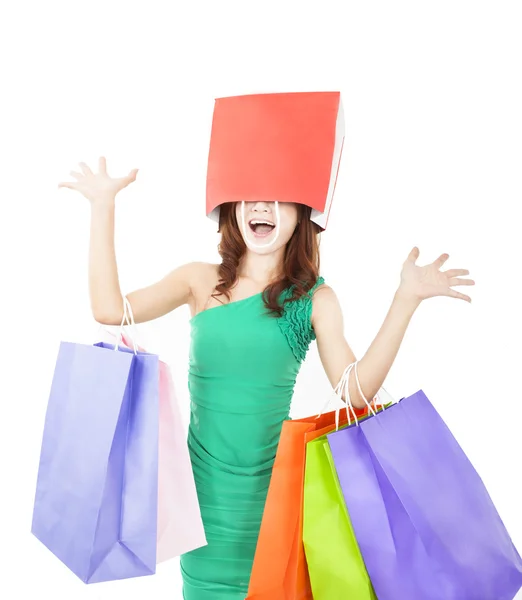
top-left (212, 202), bottom-right (322, 317)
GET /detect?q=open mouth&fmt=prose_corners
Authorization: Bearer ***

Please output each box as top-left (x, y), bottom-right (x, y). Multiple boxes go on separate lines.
top-left (248, 219), bottom-right (276, 238)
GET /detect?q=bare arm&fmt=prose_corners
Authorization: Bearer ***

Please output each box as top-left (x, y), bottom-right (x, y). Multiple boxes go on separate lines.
top-left (59, 156), bottom-right (199, 325)
top-left (88, 200), bottom-right (201, 324)
top-left (312, 248), bottom-right (474, 409)
top-left (124, 262), bottom-right (205, 325)
top-left (88, 201), bottom-right (122, 323)
top-left (312, 285), bottom-right (418, 409)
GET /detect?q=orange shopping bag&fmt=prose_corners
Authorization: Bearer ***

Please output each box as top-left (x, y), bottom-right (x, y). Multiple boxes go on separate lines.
top-left (246, 405), bottom-right (370, 600)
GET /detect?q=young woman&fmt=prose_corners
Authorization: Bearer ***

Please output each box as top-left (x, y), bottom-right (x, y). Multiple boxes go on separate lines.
top-left (59, 156), bottom-right (474, 599)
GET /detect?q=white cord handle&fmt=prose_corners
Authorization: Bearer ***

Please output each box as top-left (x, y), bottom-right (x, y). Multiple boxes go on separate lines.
top-left (317, 360), bottom-right (398, 430)
top-left (317, 362), bottom-right (360, 431)
top-left (114, 296), bottom-right (138, 354)
top-left (342, 362), bottom-right (377, 426)
top-left (240, 200), bottom-right (281, 250)
top-left (349, 361), bottom-right (396, 426)
top-left (123, 297), bottom-right (139, 342)
top-left (337, 362), bottom-right (361, 429)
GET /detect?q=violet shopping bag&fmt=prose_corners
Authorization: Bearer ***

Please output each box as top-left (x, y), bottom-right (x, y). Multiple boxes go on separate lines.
top-left (31, 333), bottom-right (160, 583)
top-left (116, 297), bottom-right (207, 562)
top-left (327, 362), bottom-right (522, 600)
top-left (103, 331), bottom-right (207, 562)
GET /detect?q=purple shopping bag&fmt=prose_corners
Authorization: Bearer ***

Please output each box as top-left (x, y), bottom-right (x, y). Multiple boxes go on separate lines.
top-left (31, 340), bottom-right (159, 584)
top-left (328, 389), bottom-right (522, 600)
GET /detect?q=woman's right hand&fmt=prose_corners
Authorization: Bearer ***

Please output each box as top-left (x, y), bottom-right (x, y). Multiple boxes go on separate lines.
top-left (58, 156), bottom-right (139, 205)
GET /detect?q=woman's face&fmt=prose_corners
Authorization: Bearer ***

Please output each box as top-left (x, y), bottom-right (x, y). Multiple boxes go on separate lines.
top-left (235, 201), bottom-right (299, 255)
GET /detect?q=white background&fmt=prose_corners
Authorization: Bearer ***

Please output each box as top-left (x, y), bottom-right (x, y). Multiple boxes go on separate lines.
top-left (1, 1), bottom-right (521, 598)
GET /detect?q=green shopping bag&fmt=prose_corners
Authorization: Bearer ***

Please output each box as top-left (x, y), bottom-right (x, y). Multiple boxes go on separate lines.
top-left (303, 434), bottom-right (376, 599)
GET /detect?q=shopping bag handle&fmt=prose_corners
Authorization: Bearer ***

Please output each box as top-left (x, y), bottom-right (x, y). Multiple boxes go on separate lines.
top-left (317, 362), bottom-right (369, 430)
top-left (318, 360), bottom-right (396, 430)
top-left (96, 296), bottom-right (139, 353)
top-left (113, 296), bottom-right (139, 354)
top-left (340, 362), bottom-right (377, 427)
top-left (349, 361), bottom-right (396, 425)
top-left (95, 296), bottom-right (139, 354)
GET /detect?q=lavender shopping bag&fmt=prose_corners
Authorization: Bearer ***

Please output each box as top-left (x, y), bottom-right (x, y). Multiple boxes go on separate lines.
top-left (31, 340), bottom-right (160, 584)
top-left (113, 330), bottom-right (207, 562)
top-left (328, 388), bottom-right (522, 600)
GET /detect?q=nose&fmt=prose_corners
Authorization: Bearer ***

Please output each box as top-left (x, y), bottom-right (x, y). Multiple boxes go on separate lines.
top-left (251, 201), bottom-right (272, 213)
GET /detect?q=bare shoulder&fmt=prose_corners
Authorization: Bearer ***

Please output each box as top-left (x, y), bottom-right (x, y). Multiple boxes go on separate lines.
top-left (185, 262), bottom-right (221, 314)
top-left (311, 282), bottom-right (337, 304)
top-left (311, 283), bottom-right (344, 329)
top-left (123, 261), bottom-right (220, 325)
top-left (187, 261), bottom-right (220, 291)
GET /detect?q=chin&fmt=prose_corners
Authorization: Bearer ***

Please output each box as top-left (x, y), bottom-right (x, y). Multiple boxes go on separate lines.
top-left (249, 245), bottom-right (282, 256)
top-left (243, 232), bottom-right (292, 254)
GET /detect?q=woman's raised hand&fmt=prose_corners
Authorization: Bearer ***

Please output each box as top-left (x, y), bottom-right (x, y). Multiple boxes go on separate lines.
top-left (58, 156), bottom-right (139, 204)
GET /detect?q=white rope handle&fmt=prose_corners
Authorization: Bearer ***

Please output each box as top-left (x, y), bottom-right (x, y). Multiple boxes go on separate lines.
top-left (123, 297), bottom-right (139, 342)
top-left (317, 358), bottom-right (401, 431)
top-left (114, 296), bottom-right (138, 355)
top-left (317, 362), bottom-right (359, 431)
top-left (316, 362), bottom-right (349, 420)
top-left (347, 361), bottom-right (377, 420)
top-left (351, 361), bottom-right (396, 420)
top-left (240, 200), bottom-right (281, 250)
top-left (342, 362), bottom-right (379, 424)
top-left (316, 346), bottom-right (399, 430)
top-left (337, 362), bottom-right (360, 430)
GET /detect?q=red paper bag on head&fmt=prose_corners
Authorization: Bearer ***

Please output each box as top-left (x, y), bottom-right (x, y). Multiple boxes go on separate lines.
top-left (206, 91), bottom-right (344, 230)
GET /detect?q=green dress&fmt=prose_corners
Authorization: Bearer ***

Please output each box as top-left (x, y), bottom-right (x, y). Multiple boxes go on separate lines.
top-left (180, 277), bottom-right (325, 599)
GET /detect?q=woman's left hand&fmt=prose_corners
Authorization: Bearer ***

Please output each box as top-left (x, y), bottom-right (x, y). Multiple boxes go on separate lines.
top-left (398, 247), bottom-right (475, 304)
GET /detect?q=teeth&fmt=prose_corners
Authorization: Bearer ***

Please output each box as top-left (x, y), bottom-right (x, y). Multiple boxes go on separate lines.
top-left (250, 220), bottom-right (274, 226)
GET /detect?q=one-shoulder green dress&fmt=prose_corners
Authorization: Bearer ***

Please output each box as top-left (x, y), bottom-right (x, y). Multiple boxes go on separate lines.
top-left (180, 277), bottom-right (325, 599)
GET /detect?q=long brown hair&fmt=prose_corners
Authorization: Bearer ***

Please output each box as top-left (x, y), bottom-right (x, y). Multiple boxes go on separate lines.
top-left (213, 202), bottom-right (322, 317)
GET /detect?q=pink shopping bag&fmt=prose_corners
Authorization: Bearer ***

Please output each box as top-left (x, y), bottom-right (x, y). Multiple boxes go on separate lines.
top-left (102, 328), bottom-right (207, 562)
top-left (155, 347), bottom-right (207, 562)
